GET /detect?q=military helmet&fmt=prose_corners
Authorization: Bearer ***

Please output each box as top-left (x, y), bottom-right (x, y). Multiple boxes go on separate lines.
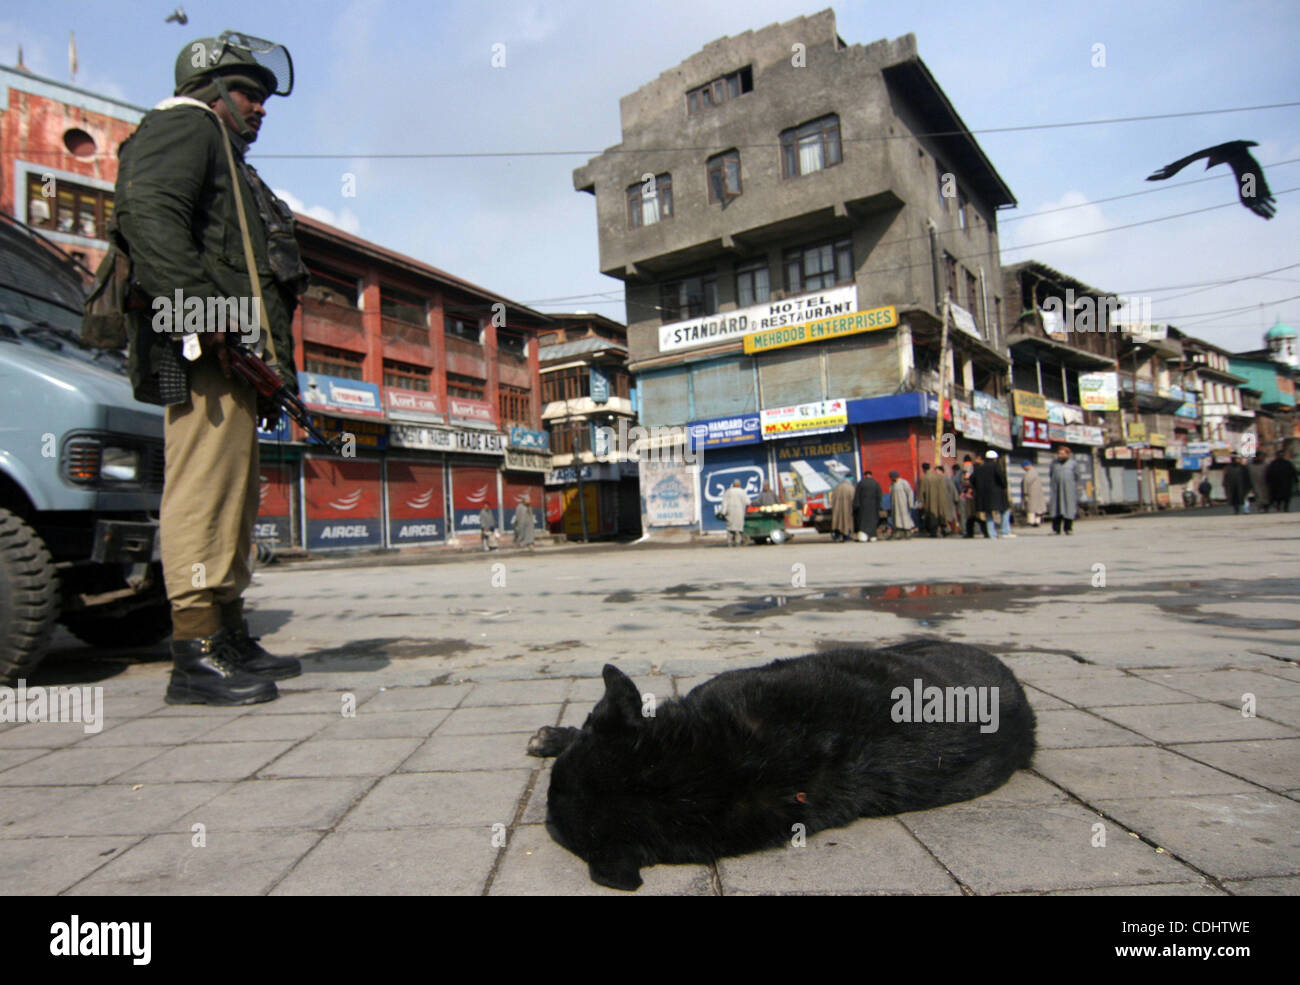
top-left (174, 31), bottom-right (293, 98)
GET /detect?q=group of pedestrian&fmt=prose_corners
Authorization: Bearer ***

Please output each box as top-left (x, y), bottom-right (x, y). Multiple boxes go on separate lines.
top-left (479, 496), bottom-right (536, 552)
top-left (1222, 453), bottom-right (1299, 514)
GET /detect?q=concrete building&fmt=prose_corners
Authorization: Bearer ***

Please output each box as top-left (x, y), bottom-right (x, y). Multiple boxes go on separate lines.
top-left (1000, 260), bottom-right (1118, 511)
top-left (1231, 319), bottom-right (1298, 461)
top-left (573, 10), bottom-right (1015, 535)
top-left (0, 63), bottom-right (142, 276)
top-left (537, 313), bottom-right (641, 539)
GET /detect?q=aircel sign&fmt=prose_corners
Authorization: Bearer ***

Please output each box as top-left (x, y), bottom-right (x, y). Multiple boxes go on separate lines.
top-left (658, 286), bottom-right (858, 353)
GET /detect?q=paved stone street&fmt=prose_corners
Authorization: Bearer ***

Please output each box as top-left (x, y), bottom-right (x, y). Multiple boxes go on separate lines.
top-left (4, 510), bottom-right (1299, 895)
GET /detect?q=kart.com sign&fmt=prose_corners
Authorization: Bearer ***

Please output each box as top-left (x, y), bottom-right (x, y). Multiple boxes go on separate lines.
top-left (658, 286), bottom-right (858, 353)
top-left (760, 399), bottom-right (848, 439)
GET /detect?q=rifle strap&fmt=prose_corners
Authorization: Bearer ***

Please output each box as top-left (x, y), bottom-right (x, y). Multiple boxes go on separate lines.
top-left (215, 113), bottom-right (277, 365)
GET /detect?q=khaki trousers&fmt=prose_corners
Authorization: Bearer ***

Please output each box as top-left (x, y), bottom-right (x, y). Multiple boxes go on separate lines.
top-left (160, 355), bottom-right (259, 639)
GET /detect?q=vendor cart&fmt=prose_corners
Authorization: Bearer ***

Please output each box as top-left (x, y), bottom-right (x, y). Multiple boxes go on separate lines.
top-left (721, 504), bottom-right (797, 544)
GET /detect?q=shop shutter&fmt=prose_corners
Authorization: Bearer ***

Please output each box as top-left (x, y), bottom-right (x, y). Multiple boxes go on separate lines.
top-left (824, 337), bottom-right (898, 399)
top-left (691, 357), bottom-right (757, 417)
top-left (639, 368), bottom-right (690, 427)
top-left (759, 348), bottom-right (823, 407)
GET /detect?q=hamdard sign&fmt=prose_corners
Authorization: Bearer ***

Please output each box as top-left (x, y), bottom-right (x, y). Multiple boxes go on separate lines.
top-left (658, 286), bottom-right (858, 353)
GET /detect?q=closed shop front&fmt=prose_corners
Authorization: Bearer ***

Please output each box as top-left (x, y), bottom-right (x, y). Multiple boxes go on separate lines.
top-left (450, 463), bottom-right (499, 536)
top-left (386, 458), bottom-right (446, 545)
top-left (255, 462), bottom-right (296, 547)
top-left (304, 456), bottom-right (384, 550)
top-left (698, 442), bottom-right (770, 532)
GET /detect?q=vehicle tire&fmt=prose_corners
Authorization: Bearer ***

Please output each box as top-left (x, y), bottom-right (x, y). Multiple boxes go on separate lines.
top-left (63, 602), bottom-right (172, 650)
top-left (768, 527), bottom-right (787, 545)
top-left (0, 508), bottom-right (59, 684)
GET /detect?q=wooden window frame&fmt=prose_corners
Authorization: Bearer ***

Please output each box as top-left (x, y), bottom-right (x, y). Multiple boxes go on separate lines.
top-left (780, 115), bottom-right (842, 178)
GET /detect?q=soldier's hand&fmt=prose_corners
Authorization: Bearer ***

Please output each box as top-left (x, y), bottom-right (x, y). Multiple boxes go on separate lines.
top-left (199, 332), bottom-right (232, 378)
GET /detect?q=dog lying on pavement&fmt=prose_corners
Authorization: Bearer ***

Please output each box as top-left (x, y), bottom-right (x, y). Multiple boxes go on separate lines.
top-left (526, 640), bottom-right (1036, 890)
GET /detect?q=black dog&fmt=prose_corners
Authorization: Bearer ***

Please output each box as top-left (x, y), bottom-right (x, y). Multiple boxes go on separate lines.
top-left (526, 641), bottom-right (1036, 890)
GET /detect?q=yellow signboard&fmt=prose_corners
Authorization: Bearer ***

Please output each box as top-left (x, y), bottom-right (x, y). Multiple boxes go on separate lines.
top-left (1126, 421), bottom-right (1147, 442)
top-left (1012, 389), bottom-right (1048, 419)
top-left (743, 305), bottom-right (898, 355)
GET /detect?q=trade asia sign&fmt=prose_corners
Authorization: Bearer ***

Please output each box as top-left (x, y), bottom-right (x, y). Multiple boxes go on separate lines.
top-left (760, 399), bottom-right (848, 439)
top-left (658, 285), bottom-right (858, 353)
top-left (742, 305), bottom-right (897, 355)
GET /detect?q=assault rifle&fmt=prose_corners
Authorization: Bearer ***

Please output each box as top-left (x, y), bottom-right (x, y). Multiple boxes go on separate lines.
top-left (224, 339), bottom-right (345, 453)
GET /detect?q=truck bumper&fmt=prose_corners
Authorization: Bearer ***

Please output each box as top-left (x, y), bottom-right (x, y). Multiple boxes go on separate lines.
top-left (90, 519), bottom-right (160, 564)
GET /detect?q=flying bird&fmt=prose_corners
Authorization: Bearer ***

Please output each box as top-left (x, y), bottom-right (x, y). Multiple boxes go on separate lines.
top-left (1146, 140), bottom-right (1275, 219)
top-left (164, 7), bottom-right (188, 25)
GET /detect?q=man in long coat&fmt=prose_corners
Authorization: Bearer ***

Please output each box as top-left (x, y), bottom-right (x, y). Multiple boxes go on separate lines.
top-left (1021, 460), bottom-right (1045, 526)
top-left (889, 470), bottom-right (916, 538)
top-left (721, 480), bottom-right (751, 546)
top-left (1246, 455), bottom-right (1271, 512)
top-left (918, 463), bottom-right (955, 537)
top-left (853, 471), bottom-right (883, 541)
top-left (513, 494), bottom-right (536, 551)
top-left (1223, 457), bottom-right (1248, 513)
top-left (1048, 445), bottom-right (1080, 535)
top-left (830, 478), bottom-right (855, 542)
top-left (1265, 453), bottom-right (1298, 511)
top-left (972, 451), bottom-right (1008, 538)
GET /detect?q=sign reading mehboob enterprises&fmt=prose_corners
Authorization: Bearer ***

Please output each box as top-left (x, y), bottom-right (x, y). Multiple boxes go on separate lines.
top-left (760, 399), bottom-right (848, 439)
top-left (743, 305), bottom-right (898, 355)
top-left (658, 285), bottom-right (858, 353)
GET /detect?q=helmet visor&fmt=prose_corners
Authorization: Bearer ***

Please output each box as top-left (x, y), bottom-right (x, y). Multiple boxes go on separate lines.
top-left (219, 30), bottom-right (293, 96)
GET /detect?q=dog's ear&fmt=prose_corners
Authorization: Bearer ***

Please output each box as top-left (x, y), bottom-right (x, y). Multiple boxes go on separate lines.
top-left (589, 664), bottom-right (643, 733)
top-left (588, 850), bottom-right (644, 891)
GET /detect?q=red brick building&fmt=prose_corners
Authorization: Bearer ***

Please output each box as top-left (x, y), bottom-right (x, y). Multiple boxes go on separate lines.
top-left (0, 64), bottom-right (142, 275)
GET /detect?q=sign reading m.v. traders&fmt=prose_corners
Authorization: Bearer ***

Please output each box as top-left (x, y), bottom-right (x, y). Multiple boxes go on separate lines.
top-left (658, 285), bottom-right (859, 353)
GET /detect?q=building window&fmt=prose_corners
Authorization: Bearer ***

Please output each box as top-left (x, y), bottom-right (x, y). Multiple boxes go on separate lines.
top-left (627, 173), bottom-right (672, 228)
top-left (943, 252), bottom-right (958, 302)
top-left (542, 366), bottom-right (589, 403)
top-left (707, 150), bottom-right (742, 204)
top-left (498, 329), bottom-right (526, 357)
top-left (781, 115), bottom-right (841, 178)
top-left (783, 238), bottom-right (852, 295)
top-left (381, 286), bottom-right (426, 326)
top-left (304, 263), bottom-right (359, 306)
top-left (736, 259), bottom-right (770, 307)
top-left (447, 373), bottom-right (485, 401)
top-left (383, 359), bottom-right (430, 391)
top-left (26, 172), bottom-right (113, 240)
top-left (499, 383), bottom-right (531, 424)
top-left (445, 312), bottom-right (480, 342)
top-left (660, 274), bottom-right (718, 323)
top-left (965, 269), bottom-right (979, 321)
top-left (305, 343), bottom-right (365, 380)
top-left (686, 66), bottom-right (753, 114)
top-left (957, 189), bottom-right (968, 230)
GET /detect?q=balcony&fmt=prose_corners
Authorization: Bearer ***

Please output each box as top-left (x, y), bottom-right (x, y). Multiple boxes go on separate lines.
top-left (381, 315), bottom-right (429, 347)
top-left (301, 295), bottom-right (364, 346)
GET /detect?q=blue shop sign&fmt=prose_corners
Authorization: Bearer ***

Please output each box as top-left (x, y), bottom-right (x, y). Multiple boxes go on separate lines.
top-left (257, 412), bottom-right (291, 443)
top-left (590, 365), bottom-right (610, 404)
top-left (687, 413), bottom-right (762, 449)
top-left (509, 426), bottom-right (550, 451)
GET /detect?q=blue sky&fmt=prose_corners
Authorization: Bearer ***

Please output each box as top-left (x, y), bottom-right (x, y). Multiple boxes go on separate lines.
top-left (7, 0), bottom-right (1299, 351)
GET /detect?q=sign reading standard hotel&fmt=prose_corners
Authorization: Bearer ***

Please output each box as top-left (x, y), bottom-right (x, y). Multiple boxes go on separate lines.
top-left (659, 286), bottom-right (859, 353)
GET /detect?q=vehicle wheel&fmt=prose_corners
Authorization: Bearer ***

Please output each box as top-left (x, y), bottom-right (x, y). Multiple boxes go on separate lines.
top-left (0, 508), bottom-right (59, 684)
top-left (63, 602), bottom-right (172, 650)
top-left (768, 527), bottom-right (787, 545)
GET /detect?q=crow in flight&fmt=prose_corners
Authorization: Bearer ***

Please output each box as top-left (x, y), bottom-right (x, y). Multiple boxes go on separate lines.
top-left (1147, 140), bottom-right (1275, 219)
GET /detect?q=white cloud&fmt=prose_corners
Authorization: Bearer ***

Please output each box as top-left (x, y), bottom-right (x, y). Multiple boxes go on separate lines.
top-left (273, 187), bottom-right (362, 235)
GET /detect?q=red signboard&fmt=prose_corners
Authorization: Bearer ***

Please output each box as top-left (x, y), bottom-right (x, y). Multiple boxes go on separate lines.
top-left (384, 386), bottom-right (442, 420)
top-left (386, 459), bottom-right (446, 543)
top-left (304, 457), bottom-right (383, 549)
top-left (451, 465), bottom-right (499, 535)
top-left (448, 396), bottom-right (494, 423)
top-left (503, 474), bottom-right (544, 533)
top-left (256, 463), bottom-right (294, 545)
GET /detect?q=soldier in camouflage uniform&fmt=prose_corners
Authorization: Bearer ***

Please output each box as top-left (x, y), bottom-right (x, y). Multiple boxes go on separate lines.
top-left (114, 33), bottom-right (308, 704)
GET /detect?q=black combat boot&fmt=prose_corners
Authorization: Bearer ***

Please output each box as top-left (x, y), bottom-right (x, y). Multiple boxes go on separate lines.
top-left (167, 629), bottom-right (278, 705)
top-left (227, 620), bottom-right (302, 680)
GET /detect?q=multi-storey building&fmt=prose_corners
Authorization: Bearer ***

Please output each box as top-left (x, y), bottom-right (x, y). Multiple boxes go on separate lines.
top-left (538, 313), bottom-right (641, 538)
top-left (0, 64), bottom-right (142, 276)
top-left (1232, 319), bottom-right (1298, 461)
top-left (1000, 260), bottom-right (1118, 510)
top-left (573, 11), bottom-right (1015, 534)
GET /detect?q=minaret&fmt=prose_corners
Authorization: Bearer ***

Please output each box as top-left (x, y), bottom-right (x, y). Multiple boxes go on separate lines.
top-left (1265, 317), bottom-right (1297, 368)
